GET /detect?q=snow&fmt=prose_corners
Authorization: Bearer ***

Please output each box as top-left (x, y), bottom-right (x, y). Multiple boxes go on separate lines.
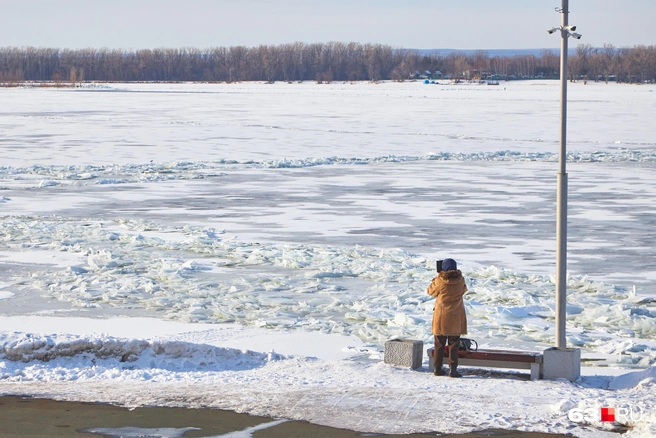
top-left (80, 421), bottom-right (288, 438)
top-left (1, 80), bottom-right (655, 437)
top-left (1, 316), bottom-right (654, 437)
top-left (0, 291), bottom-right (13, 300)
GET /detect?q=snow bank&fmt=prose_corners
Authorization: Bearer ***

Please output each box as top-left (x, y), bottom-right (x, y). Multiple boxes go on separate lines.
top-left (609, 366), bottom-right (656, 390)
top-left (0, 332), bottom-right (279, 370)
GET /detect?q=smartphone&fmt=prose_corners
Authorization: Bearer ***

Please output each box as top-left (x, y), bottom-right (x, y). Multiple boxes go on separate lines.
top-left (436, 260), bottom-right (443, 272)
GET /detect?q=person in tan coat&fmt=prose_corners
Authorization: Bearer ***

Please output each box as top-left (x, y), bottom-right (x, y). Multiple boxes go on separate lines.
top-left (427, 258), bottom-right (467, 377)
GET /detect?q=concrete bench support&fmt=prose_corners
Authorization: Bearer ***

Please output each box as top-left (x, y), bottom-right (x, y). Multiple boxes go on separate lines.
top-left (427, 347), bottom-right (544, 380)
top-left (384, 339), bottom-right (423, 370)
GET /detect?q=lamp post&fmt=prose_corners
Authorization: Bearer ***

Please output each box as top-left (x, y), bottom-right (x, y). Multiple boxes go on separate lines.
top-left (542, 2), bottom-right (583, 381)
top-left (548, 0), bottom-right (581, 350)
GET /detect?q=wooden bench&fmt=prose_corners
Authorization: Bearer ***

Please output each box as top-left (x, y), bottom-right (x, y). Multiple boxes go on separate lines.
top-left (427, 347), bottom-right (544, 380)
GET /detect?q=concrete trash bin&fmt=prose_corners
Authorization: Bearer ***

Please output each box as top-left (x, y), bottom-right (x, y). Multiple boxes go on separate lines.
top-left (384, 339), bottom-right (424, 370)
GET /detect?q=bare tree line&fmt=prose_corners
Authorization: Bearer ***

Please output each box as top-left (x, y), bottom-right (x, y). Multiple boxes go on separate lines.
top-left (0, 42), bottom-right (655, 84)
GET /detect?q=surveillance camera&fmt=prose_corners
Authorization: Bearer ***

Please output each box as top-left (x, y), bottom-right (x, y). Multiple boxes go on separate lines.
top-left (571, 32), bottom-right (582, 39)
top-left (565, 25), bottom-right (577, 31)
top-left (547, 27), bottom-right (559, 34)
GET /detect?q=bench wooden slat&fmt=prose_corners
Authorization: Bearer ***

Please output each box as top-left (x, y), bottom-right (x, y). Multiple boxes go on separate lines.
top-left (463, 349), bottom-right (543, 364)
top-left (427, 347), bottom-right (544, 380)
top-left (431, 348), bottom-right (542, 363)
top-left (459, 358), bottom-right (532, 370)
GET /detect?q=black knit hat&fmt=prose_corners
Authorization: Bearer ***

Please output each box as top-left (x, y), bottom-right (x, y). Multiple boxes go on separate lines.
top-left (442, 258), bottom-right (457, 271)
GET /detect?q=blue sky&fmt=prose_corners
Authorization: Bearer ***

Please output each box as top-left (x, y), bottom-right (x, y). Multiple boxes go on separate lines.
top-left (2, 0), bottom-right (654, 50)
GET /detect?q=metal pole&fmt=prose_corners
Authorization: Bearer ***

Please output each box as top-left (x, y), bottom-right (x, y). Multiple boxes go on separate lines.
top-left (555, 0), bottom-right (569, 350)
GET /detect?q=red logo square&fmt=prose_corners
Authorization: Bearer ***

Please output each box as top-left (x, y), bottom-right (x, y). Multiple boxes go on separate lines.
top-left (601, 407), bottom-right (615, 422)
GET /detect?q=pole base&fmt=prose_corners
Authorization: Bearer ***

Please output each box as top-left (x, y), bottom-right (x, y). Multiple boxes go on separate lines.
top-left (542, 347), bottom-right (580, 381)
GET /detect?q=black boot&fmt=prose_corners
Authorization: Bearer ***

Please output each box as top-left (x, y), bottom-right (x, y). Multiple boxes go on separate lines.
top-left (433, 337), bottom-right (446, 376)
top-left (449, 365), bottom-right (463, 378)
top-left (434, 363), bottom-right (446, 376)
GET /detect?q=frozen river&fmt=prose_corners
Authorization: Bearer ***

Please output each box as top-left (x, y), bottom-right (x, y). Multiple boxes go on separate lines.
top-left (1, 80), bottom-right (655, 437)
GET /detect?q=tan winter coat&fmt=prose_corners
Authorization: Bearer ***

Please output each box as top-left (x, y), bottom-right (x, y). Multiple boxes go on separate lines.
top-left (427, 270), bottom-right (468, 336)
